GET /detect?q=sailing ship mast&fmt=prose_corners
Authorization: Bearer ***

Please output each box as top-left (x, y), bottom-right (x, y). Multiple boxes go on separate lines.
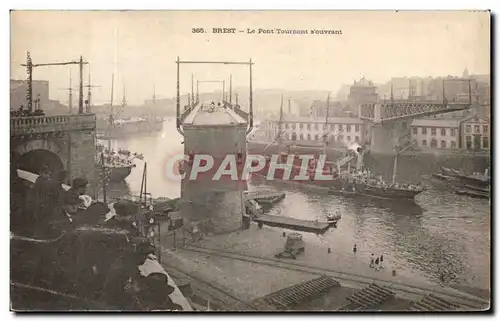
top-left (68, 69), bottom-right (73, 113)
top-left (323, 93), bottom-right (330, 159)
top-left (277, 93), bottom-right (284, 150)
top-left (107, 73), bottom-right (115, 152)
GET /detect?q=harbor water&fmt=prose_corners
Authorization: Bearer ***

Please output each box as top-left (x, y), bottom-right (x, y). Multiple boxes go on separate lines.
top-left (103, 117), bottom-right (490, 292)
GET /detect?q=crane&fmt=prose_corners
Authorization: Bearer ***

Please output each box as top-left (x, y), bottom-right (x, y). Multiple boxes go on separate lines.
top-left (21, 52), bottom-right (89, 114)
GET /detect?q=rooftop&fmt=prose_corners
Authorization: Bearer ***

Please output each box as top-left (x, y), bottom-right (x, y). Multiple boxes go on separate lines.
top-left (182, 102), bottom-right (247, 126)
top-left (272, 115), bottom-right (363, 124)
top-left (411, 119), bottom-right (460, 128)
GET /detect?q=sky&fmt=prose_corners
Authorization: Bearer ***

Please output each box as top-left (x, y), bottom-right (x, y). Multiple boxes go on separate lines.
top-left (10, 10), bottom-right (490, 105)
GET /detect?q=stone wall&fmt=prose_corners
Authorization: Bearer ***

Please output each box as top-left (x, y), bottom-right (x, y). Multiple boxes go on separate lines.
top-left (180, 190), bottom-right (243, 235)
top-left (181, 123), bottom-right (247, 234)
top-left (69, 129), bottom-right (96, 195)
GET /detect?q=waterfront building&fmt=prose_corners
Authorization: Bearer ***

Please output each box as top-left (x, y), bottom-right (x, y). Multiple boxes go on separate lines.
top-left (460, 114), bottom-right (490, 150)
top-left (411, 112), bottom-right (491, 151)
top-left (410, 119), bottom-right (461, 150)
top-left (263, 115), bottom-right (365, 146)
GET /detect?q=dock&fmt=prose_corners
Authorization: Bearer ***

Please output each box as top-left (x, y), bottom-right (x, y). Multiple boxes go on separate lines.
top-left (254, 214), bottom-right (335, 234)
top-left (245, 191), bottom-right (286, 205)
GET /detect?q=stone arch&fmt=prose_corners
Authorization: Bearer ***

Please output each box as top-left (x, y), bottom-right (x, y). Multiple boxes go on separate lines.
top-left (13, 139), bottom-right (66, 175)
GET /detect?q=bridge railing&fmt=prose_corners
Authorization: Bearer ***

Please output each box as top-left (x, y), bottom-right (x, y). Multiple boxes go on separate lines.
top-left (10, 114), bottom-right (96, 136)
top-left (231, 105), bottom-right (249, 121)
top-left (180, 103), bottom-right (199, 122)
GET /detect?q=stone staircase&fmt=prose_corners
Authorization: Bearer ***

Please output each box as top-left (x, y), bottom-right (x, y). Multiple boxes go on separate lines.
top-left (338, 283), bottom-right (396, 311)
top-left (251, 276), bottom-right (341, 310)
top-left (410, 293), bottom-right (464, 311)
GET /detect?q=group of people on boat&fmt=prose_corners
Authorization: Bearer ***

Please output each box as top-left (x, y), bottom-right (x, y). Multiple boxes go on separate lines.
top-left (96, 145), bottom-right (143, 166)
top-left (344, 170), bottom-right (423, 192)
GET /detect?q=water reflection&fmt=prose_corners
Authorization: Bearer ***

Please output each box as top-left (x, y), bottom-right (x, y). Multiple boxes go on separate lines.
top-left (107, 118), bottom-right (489, 291)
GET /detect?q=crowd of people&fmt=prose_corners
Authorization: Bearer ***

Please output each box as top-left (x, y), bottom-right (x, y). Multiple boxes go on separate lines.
top-left (10, 105), bottom-right (45, 118)
top-left (11, 165), bottom-right (89, 236)
top-left (10, 164), bottom-right (186, 310)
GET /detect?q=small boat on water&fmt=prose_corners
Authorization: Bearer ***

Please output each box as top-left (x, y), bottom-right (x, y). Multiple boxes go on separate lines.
top-left (454, 188), bottom-right (489, 199)
top-left (96, 145), bottom-right (142, 182)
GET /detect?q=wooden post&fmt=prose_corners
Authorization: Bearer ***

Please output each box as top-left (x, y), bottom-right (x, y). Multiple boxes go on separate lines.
top-left (100, 152), bottom-right (107, 204)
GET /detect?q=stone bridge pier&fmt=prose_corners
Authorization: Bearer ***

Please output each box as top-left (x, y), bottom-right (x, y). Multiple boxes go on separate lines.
top-left (369, 120), bottom-right (411, 155)
top-left (10, 114), bottom-right (97, 195)
top-left (179, 103), bottom-right (248, 234)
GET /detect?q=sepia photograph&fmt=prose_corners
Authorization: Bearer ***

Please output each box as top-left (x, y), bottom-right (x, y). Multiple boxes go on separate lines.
top-left (9, 10), bottom-right (491, 312)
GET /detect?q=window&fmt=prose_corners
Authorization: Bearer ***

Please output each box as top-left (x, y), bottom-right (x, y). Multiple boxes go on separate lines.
top-left (347, 136), bottom-right (351, 141)
top-left (483, 136), bottom-right (489, 149)
top-left (285, 123), bottom-right (289, 129)
top-left (441, 128), bottom-right (446, 136)
top-left (431, 139), bottom-right (437, 148)
top-left (284, 133), bottom-right (289, 140)
top-left (483, 125), bottom-right (488, 133)
top-left (431, 128), bottom-right (436, 136)
top-left (291, 123), bottom-right (296, 130)
top-left (338, 135), bottom-right (343, 141)
top-left (307, 123), bottom-right (311, 130)
top-left (291, 132), bottom-right (297, 141)
top-left (330, 124), bottom-right (335, 130)
top-left (355, 125), bottom-right (360, 132)
top-left (339, 124), bottom-right (343, 131)
top-left (466, 135), bottom-right (472, 149)
top-left (299, 133), bottom-right (304, 140)
top-left (451, 141), bottom-right (457, 148)
top-left (299, 123), bottom-right (303, 129)
top-left (314, 123), bottom-right (319, 130)
top-left (474, 125), bottom-right (480, 133)
top-left (307, 134), bottom-right (311, 140)
top-left (346, 125), bottom-right (351, 133)
top-left (422, 128), bottom-right (427, 135)
top-left (450, 128), bottom-right (456, 137)
top-left (323, 123), bottom-right (327, 130)
top-left (466, 125), bottom-right (471, 133)
top-left (413, 128), bottom-right (418, 135)
top-left (441, 140), bottom-right (446, 148)
top-left (315, 134), bottom-right (319, 140)
top-left (422, 140), bottom-right (427, 146)
top-left (355, 136), bottom-right (360, 142)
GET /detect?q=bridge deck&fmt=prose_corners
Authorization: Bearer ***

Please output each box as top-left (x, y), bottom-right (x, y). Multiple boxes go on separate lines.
top-left (182, 103), bottom-right (247, 126)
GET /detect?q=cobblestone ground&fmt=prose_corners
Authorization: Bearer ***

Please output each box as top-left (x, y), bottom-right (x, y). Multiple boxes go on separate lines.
top-left (161, 248), bottom-right (318, 302)
top-left (192, 225), bottom-right (438, 290)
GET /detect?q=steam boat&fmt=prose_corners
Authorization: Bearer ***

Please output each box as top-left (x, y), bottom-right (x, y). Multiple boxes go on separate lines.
top-left (249, 94), bottom-right (424, 202)
top-left (95, 144), bottom-right (143, 182)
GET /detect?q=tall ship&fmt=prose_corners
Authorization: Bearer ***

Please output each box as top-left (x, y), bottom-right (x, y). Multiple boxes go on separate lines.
top-left (96, 86), bottom-right (163, 139)
top-left (95, 74), bottom-right (143, 182)
top-left (250, 94), bottom-right (424, 202)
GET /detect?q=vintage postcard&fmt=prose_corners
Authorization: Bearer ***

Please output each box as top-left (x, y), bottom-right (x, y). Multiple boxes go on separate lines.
top-left (10, 10), bottom-right (491, 311)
